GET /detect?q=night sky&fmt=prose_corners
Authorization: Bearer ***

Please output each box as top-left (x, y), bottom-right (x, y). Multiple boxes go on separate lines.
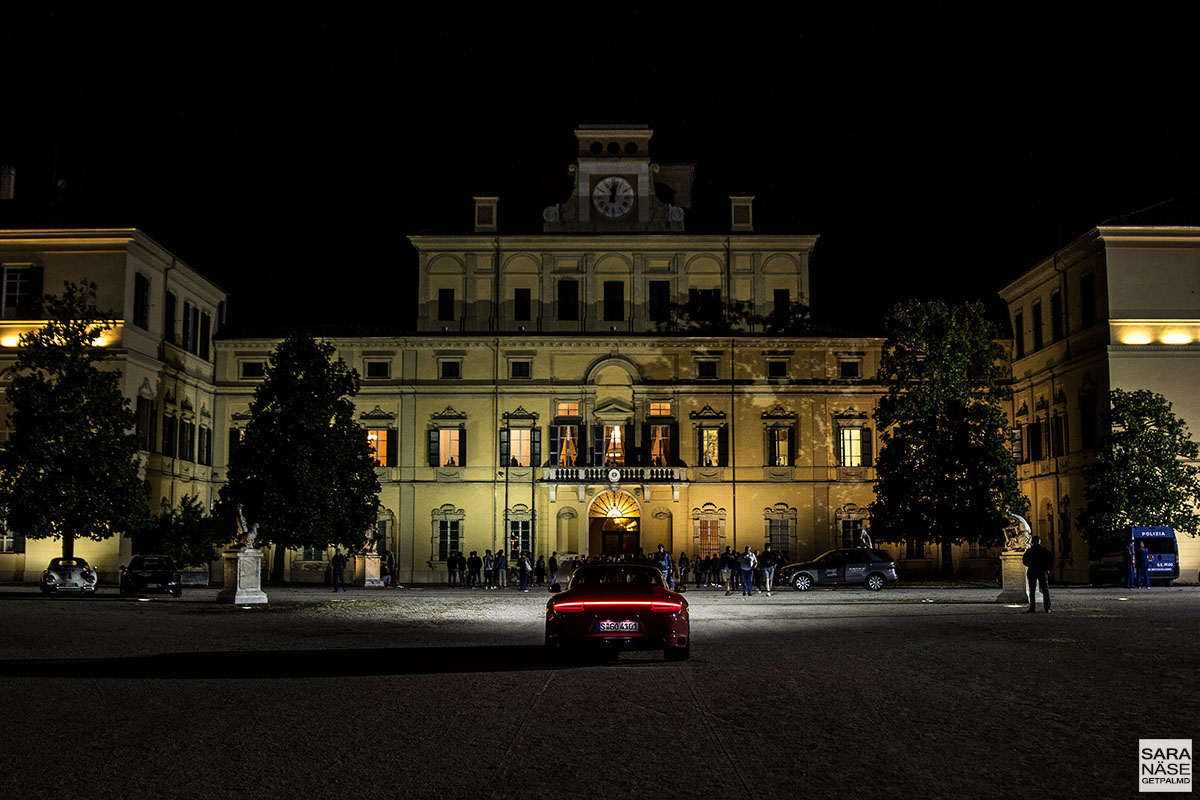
top-left (5, 6), bottom-right (1199, 334)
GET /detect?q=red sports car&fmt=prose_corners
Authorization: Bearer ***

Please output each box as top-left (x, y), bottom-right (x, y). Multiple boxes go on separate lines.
top-left (545, 563), bottom-right (690, 661)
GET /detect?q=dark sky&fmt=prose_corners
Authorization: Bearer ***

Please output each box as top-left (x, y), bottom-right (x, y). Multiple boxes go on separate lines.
top-left (5, 6), bottom-right (1199, 333)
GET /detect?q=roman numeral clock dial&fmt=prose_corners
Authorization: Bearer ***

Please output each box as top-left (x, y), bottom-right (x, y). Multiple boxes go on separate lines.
top-left (592, 175), bottom-right (635, 218)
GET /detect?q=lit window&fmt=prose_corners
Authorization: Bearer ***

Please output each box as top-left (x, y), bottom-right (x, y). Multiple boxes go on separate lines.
top-left (698, 519), bottom-right (720, 559)
top-left (367, 429), bottom-right (392, 467)
top-left (508, 428), bottom-right (532, 467)
top-left (840, 428), bottom-right (862, 467)
top-left (557, 402), bottom-right (580, 417)
top-left (770, 428), bottom-right (791, 466)
top-left (700, 428), bottom-right (721, 467)
top-left (650, 401), bottom-right (671, 416)
top-left (439, 429), bottom-right (460, 467)
top-left (650, 425), bottom-right (670, 466)
top-left (603, 426), bottom-right (625, 466)
top-left (509, 519), bottom-right (532, 555)
top-left (555, 425), bottom-right (579, 466)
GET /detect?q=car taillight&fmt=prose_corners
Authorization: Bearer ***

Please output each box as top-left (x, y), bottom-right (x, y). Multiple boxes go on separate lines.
top-left (651, 601), bottom-right (682, 613)
top-left (553, 601), bottom-right (585, 613)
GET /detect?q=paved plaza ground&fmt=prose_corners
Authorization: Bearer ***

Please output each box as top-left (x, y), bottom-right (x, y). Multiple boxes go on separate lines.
top-left (1, 582), bottom-right (1195, 799)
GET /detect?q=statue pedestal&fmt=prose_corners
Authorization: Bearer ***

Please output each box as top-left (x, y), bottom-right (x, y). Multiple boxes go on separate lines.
top-left (996, 550), bottom-right (1028, 603)
top-left (216, 548), bottom-right (269, 605)
top-left (355, 552), bottom-right (383, 588)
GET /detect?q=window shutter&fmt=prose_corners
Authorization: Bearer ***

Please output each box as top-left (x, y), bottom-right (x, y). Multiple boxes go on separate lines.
top-left (668, 421), bottom-right (680, 466)
top-left (12, 532), bottom-right (24, 553)
top-left (182, 302), bottom-right (193, 352)
top-left (165, 292), bottom-right (177, 343)
top-left (593, 425), bottom-right (605, 466)
top-left (836, 427), bottom-right (844, 466)
top-left (862, 428), bottom-right (873, 466)
top-left (458, 427), bottom-right (467, 466)
top-left (641, 422), bottom-right (651, 466)
top-left (199, 313), bottom-right (211, 360)
top-left (386, 428), bottom-right (397, 467)
top-left (228, 428), bottom-right (240, 463)
top-left (549, 425), bottom-right (560, 466)
top-left (787, 426), bottom-right (796, 467)
top-left (623, 425), bottom-right (634, 465)
top-left (531, 428), bottom-right (541, 466)
top-left (696, 427), bottom-right (703, 467)
top-left (428, 429), bottom-right (439, 467)
top-left (718, 426), bottom-right (729, 467)
top-left (499, 428), bottom-right (510, 466)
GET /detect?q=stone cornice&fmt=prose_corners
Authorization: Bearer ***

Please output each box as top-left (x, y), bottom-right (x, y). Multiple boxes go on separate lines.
top-left (408, 234), bottom-right (819, 253)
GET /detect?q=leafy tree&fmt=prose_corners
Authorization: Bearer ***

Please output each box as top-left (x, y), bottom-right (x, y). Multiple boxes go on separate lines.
top-left (218, 332), bottom-right (380, 582)
top-left (869, 300), bottom-right (1025, 577)
top-left (134, 494), bottom-right (230, 569)
top-left (1077, 389), bottom-right (1200, 551)
top-left (0, 282), bottom-right (148, 559)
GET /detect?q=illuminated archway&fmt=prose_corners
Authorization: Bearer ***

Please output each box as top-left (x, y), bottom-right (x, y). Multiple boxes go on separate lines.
top-left (587, 490), bottom-right (642, 556)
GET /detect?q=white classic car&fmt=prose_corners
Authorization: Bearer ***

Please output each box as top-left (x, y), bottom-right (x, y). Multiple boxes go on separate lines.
top-left (40, 557), bottom-right (99, 595)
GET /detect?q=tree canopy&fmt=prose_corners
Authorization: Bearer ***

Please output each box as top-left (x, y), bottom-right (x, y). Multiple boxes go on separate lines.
top-left (218, 333), bottom-right (379, 579)
top-left (134, 494), bottom-right (229, 569)
top-left (0, 281), bottom-right (148, 558)
top-left (1077, 389), bottom-right (1200, 550)
top-left (869, 300), bottom-right (1025, 575)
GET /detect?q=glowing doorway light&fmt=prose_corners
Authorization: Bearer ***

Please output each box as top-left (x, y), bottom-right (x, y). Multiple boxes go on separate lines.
top-left (591, 490), bottom-right (639, 519)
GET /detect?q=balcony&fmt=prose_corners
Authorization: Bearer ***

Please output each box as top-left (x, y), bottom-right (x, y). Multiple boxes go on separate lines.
top-left (541, 466), bottom-right (688, 483)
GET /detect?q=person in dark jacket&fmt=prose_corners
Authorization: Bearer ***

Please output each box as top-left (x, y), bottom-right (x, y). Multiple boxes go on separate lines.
top-left (1022, 535), bottom-right (1053, 612)
top-left (467, 551), bottom-right (482, 587)
top-left (548, 552), bottom-right (559, 587)
top-left (1123, 541), bottom-right (1136, 588)
top-left (331, 548), bottom-right (348, 593)
top-left (1135, 541), bottom-right (1151, 588)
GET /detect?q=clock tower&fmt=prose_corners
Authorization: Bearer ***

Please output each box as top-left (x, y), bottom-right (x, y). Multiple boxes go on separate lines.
top-left (543, 125), bottom-right (692, 233)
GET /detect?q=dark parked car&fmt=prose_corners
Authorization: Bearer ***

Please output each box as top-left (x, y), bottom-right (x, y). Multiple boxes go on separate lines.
top-left (778, 548), bottom-right (898, 591)
top-left (546, 564), bottom-right (690, 661)
top-left (40, 557), bottom-right (99, 594)
top-left (119, 555), bottom-right (183, 598)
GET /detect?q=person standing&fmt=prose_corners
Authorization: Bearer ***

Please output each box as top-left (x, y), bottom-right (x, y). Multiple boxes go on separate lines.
top-left (519, 552), bottom-right (533, 592)
top-left (331, 548), bottom-right (348, 593)
top-left (534, 555), bottom-right (546, 586)
top-left (721, 547), bottom-right (735, 595)
top-left (653, 544), bottom-right (674, 588)
top-left (1022, 535), bottom-right (1053, 612)
top-left (457, 552), bottom-right (468, 587)
top-left (677, 551), bottom-right (689, 589)
top-left (1123, 541), bottom-right (1136, 589)
top-left (483, 549), bottom-right (495, 589)
top-left (761, 544), bottom-right (776, 597)
top-left (738, 546), bottom-right (757, 597)
top-left (447, 553), bottom-right (458, 587)
top-left (1136, 541), bottom-right (1151, 589)
top-left (495, 550), bottom-right (508, 589)
top-left (548, 551), bottom-right (559, 587)
top-left (467, 550), bottom-right (482, 588)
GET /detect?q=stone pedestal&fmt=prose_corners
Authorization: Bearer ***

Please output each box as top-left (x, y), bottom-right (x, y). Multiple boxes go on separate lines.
top-left (216, 548), bottom-right (269, 604)
top-left (996, 550), bottom-right (1029, 603)
top-left (355, 552), bottom-right (383, 588)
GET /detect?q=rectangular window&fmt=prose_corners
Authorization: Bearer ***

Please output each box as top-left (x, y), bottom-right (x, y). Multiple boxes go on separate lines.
top-left (1013, 311), bottom-right (1025, 359)
top-left (509, 519), bottom-right (532, 555)
top-left (839, 360), bottom-right (861, 379)
top-left (1, 265), bottom-right (43, 320)
top-left (839, 427), bottom-right (863, 467)
top-left (649, 425), bottom-right (670, 466)
top-left (556, 425), bottom-right (579, 467)
top-left (905, 540), bottom-right (926, 559)
top-left (770, 427), bottom-right (791, 467)
top-left (1051, 414), bottom-right (1067, 458)
top-left (367, 429), bottom-right (391, 467)
top-left (135, 397), bottom-right (157, 452)
top-left (133, 272), bottom-right (151, 330)
top-left (439, 359), bottom-right (461, 380)
top-left (557, 402), bottom-right (580, 417)
top-left (161, 416), bottom-right (177, 457)
top-left (649, 401), bottom-right (671, 416)
top-left (437, 520), bottom-right (461, 562)
top-left (1079, 274), bottom-right (1096, 328)
top-left (1050, 291), bottom-right (1064, 342)
top-left (199, 312), bottom-right (211, 360)
top-left (649, 280), bottom-right (671, 322)
top-left (602, 425), bottom-right (625, 466)
top-left (240, 361), bottom-right (265, 379)
top-left (841, 518), bottom-right (863, 548)
top-left (439, 428), bottom-right (460, 467)
top-left (437, 288), bottom-right (455, 322)
top-left (603, 281), bottom-right (624, 322)
top-left (507, 429), bottom-right (532, 467)
top-left (197, 426), bottom-right (213, 466)
top-left (700, 427), bottom-right (721, 467)
top-left (513, 288), bottom-right (531, 321)
top-left (164, 291), bottom-right (177, 344)
top-left (698, 519), bottom-right (720, 559)
top-left (1011, 427), bottom-right (1024, 463)
top-left (557, 279), bottom-right (579, 321)
top-left (1031, 302), bottom-right (1043, 351)
top-left (1027, 421), bottom-right (1044, 461)
top-left (1079, 394), bottom-right (1097, 450)
top-left (773, 288), bottom-right (791, 326)
top-left (179, 421), bottom-right (196, 462)
top-left (365, 360), bottom-right (390, 379)
top-left (768, 518), bottom-right (791, 560)
top-left (509, 360), bottom-right (531, 379)
top-left (767, 359), bottom-right (788, 379)
top-left (181, 302), bottom-right (194, 353)
top-left (697, 360), bottom-right (718, 380)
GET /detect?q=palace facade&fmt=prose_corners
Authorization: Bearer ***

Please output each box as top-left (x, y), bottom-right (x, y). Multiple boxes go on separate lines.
top-left (2, 127), bottom-right (1197, 585)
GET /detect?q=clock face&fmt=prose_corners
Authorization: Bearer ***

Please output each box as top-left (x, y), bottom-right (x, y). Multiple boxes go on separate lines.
top-left (592, 176), bottom-right (635, 218)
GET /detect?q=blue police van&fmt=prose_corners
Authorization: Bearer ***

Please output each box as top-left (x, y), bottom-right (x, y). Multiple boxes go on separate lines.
top-left (1089, 526), bottom-right (1180, 586)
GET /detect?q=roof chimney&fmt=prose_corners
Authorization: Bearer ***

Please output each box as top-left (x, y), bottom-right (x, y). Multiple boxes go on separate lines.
top-left (474, 196), bottom-right (498, 233)
top-left (730, 195), bottom-right (754, 232)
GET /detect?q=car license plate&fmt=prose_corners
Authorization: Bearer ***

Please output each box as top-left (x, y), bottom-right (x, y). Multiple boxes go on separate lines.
top-left (146, 584), bottom-right (160, 589)
top-left (597, 620), bottom-right (638, 633)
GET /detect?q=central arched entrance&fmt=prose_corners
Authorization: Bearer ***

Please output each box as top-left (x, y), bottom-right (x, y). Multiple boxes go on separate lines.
top-left (588, 490), bottom-right (641, 556)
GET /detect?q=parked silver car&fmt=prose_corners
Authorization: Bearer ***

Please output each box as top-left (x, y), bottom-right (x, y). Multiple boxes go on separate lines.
top-left (778, 549), bottom-right (898, 591)
top-left (40, 557), bottom-right (99, 595)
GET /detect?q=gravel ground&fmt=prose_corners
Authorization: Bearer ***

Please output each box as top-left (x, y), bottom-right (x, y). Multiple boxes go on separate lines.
top-left (0, 583), bottom-right (1196, 799)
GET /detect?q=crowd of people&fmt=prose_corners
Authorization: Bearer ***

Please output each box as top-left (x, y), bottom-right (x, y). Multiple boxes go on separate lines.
top-left (440, 544), bottom-right (786, 595)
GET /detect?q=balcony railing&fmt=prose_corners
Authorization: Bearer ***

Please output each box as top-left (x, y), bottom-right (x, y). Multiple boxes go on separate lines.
top-left (541, 466), bottom-right (688, 483)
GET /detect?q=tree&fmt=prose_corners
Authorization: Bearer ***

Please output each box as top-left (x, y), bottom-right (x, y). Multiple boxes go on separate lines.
top-left (869, 300), bottom-right (1025, 577)
top-left (1077, 389), bottom-right (1200, 551)
top-left (0, 282), bottom-right (148, 559)
top-left (218, 332), bottom-right (380, 582)
top-left (135, 494), bottom-right (230, 569)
